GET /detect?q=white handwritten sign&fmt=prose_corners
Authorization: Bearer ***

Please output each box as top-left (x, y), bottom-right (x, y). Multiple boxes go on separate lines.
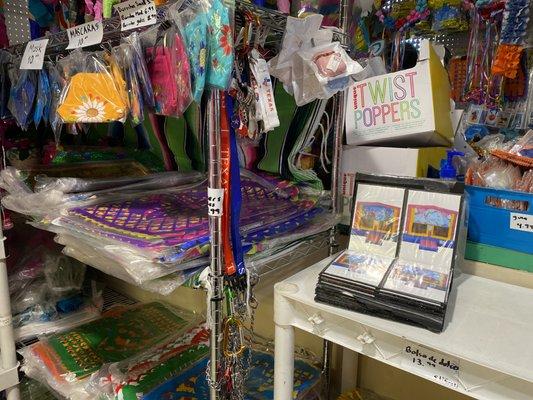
top-left (402, 342), bottom-right (460, 389)
top-left (66, 20), bottom-right (103, 50)
top-left (207, 188), bottom-right (224, 217)
top-left (115, 0), bottom-right (157, 32)
top-left (510, 212), bottom-right (533, 233)
top-left (20, 39), bottom-right (49, 70)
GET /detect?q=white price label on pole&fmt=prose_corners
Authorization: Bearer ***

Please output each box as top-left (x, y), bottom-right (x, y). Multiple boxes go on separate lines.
top-left (402, 342), bottom-right (460, 390)
top-left (20, 39), bottom-right (49, 70)
top-left (510, 212), bottom-right (533, 233)
top-left (207, 188), bottom-right (224, 216)
top-left (66, 20), bottom-right (104, 50)
top-left (115, 0), bottom-right (157, 32)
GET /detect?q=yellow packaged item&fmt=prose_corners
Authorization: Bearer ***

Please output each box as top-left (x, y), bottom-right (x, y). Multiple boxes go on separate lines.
top-left (57, 72), bottom-right (127, 123)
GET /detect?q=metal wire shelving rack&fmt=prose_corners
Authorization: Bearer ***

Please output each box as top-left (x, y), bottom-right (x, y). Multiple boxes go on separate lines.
top-left (0, 1), bottom-right (346, 399)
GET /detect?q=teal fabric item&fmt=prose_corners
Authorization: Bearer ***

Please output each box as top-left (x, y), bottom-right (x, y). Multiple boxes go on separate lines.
top-left (206, 0), bottom-right (234, 89)
top-left (183, 12), bottom-right (208, 103)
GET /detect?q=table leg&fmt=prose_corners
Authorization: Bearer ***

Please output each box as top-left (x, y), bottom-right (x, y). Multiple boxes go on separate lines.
top-left (274, 323), bottom-right (295, 400)
top-left (341, 348), bottom-right (359, 393)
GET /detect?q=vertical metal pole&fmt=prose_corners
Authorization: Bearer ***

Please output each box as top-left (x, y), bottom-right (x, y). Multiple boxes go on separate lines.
top-left (324, 0), bottom-right (350, 396)
top-left (208, 90), bottom-right (224, 400)
top-left (0, 225), bottom-right (20, 400)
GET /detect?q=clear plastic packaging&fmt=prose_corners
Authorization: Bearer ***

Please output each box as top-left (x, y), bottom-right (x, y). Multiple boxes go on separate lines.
top-left (44, 255), bottom-right (86, 294)
top-left (20, 302), bottom-right (197, 399)
top-left (57, 232), bottom-right (207, 285)
top-left (45, 61), bottom-right (66, 143)
top-left (87, 324), bottom-right (209, 400)
top-left (0, 50), bottom-right (13, 119)
top-left (33, 170), bottom-right (204, 194)
top-left (112, 31), bottom-right (157, 127)
top-left (205, 0), bottom-right (234, 90)
top-left (467, 156), bottom-right (522, 189)
top-left (292, 42), bottom-right (363, 106)
top-left (0, 167), bottom-right (205, 217)
top-left (34, 69), bottom-right (51, 128)
top-left (8, 68), bottom-right (37, 130)
top-left (123, 31), bottom-right (155, 110)
top-left (14, 291), bottom-right (103, 343)
top-left (56, 50), bottom-right (128, 124)
top-left (170, 0), bottom-right (210, 103)
top-left (141, 21), bottom-right (192, 117)
top-left (9, 243), bottom-right (103, 342)
top-left (61, 243), bottom-right (203, 295)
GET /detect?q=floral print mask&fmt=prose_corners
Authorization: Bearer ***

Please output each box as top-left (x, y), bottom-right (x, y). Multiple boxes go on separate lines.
top-left (183, 12), bottom-right (208, 103)
top-left (206, 0), bottom-right (234, 89)
top-left (57, 72), bottom-right (127, 123)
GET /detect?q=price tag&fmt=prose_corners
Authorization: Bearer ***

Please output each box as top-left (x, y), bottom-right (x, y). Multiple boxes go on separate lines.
top-left (510, 212), bottom-right (533, 233)
top-left (66, 20), bottom-right (103, 50)
top-left (115, 0), bottom-right (157, 32)
top-left (20, 39), bottom-right (49, 70)
top-left (207, 188), bottom-right (224, 216)
top-left (402, 342), bottom-right (460, 390)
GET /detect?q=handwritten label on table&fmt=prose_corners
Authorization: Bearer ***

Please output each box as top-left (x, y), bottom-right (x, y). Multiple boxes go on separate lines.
top-left (66, 20), bottom-right (103, 50)
top-left (20, 39), bottom-right (49, 70)
top-left (115, 0), bottom-right (157, 32)
top-left (402, 342), bottom-right (460, 389)
top-left (510, 212), bottom-right (533, 233)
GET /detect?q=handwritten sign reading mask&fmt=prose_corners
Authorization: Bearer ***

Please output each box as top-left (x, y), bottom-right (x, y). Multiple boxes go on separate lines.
top-left (20, 39), bottom-right (49, 70)
top-left (115, 0), bottom-right (157, 32)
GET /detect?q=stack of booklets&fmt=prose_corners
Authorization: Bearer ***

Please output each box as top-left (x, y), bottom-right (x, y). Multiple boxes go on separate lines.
top-left (316, 174), bottom-right (465, 332)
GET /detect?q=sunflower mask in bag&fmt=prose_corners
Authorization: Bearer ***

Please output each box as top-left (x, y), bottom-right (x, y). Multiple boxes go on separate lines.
top-left (57, 55), bottom-right (127, 124)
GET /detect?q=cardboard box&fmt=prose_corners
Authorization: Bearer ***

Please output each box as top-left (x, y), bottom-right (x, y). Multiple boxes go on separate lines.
top-left (339, 146), bottom-right (447, 225)
top-left (345, 40), bottom-right (454, 146)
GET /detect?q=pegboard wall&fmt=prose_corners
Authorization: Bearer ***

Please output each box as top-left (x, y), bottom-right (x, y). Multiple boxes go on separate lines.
top-left (4, 0), bottom-right (30, 46)
top-left (407, 31), bottom-right (470, 56)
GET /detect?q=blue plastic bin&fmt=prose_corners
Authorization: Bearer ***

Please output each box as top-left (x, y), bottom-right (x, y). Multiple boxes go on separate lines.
top-left (466, 185), bottom-right (533, 255)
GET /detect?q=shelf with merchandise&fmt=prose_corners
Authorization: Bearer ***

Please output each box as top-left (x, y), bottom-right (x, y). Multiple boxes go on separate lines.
top-left (273, 256), bottom-right (533, 400)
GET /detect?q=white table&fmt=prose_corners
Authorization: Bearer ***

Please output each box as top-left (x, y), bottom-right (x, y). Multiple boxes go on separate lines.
top-left (273, 256), bottom-right (533, 400)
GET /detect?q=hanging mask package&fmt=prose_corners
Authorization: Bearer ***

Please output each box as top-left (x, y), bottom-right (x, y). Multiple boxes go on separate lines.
top-left (56, 50), bottom-right (128, 124)
top-left (8, 65), bottom-right (37, 131)
top-left (0, 50), bottom-right (13, 119)
top-left (123, 32), bottom-right (155, 110)
top-left (205, 0), bottom-right (234, 90)
top-left (46, 61), bottom-right (66, 144)
top-left (170, 0), bottom-right (210, 103)
top-left (112, 43), bottom-right (146, 127)
top-left (34, 69), bottom-right (51, 129)
top-left (141, 21), bottom-right (192, 117)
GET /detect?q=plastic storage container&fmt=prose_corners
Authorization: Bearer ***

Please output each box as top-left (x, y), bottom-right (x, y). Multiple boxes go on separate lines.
top-left (466, 185), bottom-right (533, 255)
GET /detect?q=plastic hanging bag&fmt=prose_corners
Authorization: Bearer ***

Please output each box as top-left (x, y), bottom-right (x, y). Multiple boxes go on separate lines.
top-left (293, 41), bottom-right (364, 105)
top-left (123, 32), bottom-right (155, 109)
top-left (34, 69), bottom-right (51, 128)
top-left (171, 0), bottom-right (210, 103)
top-left (46, 61), bottom-right (66, 144)
top-left (205, 0), bottom-right (234, 89)
top-left (0, 50), bottom-right (13, 119)
top-left (142, 22), bottom-right (192, 117)
top-left (112, 43), bottom-right (145, 126)
top-left (56, 50), bottom-right (128, 123)
top-left (8, 67), bottom-right (37, 130)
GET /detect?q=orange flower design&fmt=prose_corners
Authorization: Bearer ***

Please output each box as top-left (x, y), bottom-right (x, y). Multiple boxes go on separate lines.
top-left (220, 25), bottom-right (232, 56)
